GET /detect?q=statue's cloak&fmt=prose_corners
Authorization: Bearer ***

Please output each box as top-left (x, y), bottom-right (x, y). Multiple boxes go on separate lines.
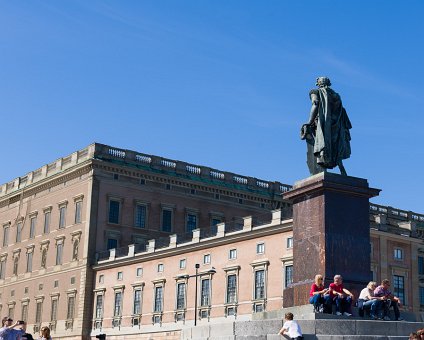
top-left (313, 87), bottom-right (352, 168)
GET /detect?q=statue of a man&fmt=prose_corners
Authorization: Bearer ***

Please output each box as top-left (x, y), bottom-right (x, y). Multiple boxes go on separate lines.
top-left (301, 77), bottom-right (352, 176)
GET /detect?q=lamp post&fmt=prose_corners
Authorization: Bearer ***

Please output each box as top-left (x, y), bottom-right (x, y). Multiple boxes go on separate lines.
top-left (177, 264), bottom-right (216, 326)
top-left (194, 263), bottom-right (200, 326)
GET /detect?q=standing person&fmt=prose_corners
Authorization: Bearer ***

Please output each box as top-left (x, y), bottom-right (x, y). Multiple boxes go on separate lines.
top-left (358, 281), bottom-right (383, 319)
top-left (329, 274), bottom-right (354, 316)
top-left (278, 312), bottom-right (303, 340)
top-left (37, 327), bottom-right (52, 340)
top-left (309, 274), bottom-right (331, 313)
top-left (0, 317), bottom-right (26, 340)
top-left (374, 279), bottom-right (403, 321)
top-left (301, 76), bottom-right (352, 176)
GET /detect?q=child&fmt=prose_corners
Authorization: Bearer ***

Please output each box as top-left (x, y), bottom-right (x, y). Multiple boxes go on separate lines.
top-left (278, 312), bottom-right (303, 340)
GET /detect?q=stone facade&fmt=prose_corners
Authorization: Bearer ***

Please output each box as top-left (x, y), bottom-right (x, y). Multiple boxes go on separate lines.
top-left (0, 143), bottom-right (289, 339)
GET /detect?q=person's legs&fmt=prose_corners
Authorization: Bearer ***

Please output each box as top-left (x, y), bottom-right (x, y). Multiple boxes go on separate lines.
top-left (391, 300), bottom-right (400, 320)
top-left (363, 300), bottom-right (375, 317)
top-left (334, 296), bottom-right (342, 314)
top-left (323, 295), bottom-right (333, 314)
top-left (341, 296), bottom-right (352, 314)
top-left (309, 295), bottom-right (320, 311)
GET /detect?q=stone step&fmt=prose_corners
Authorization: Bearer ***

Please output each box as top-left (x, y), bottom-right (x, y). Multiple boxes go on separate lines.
top-left (253, 304), bottom-right (422, 322)
top-left (235, 319), bottom-right (422, 337)
top-left (182, 318), bottom-right (422, 339)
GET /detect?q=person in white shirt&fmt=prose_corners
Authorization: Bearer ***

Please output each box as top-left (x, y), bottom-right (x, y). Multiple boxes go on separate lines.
top-left (278, 312), bottom-right (303, 340)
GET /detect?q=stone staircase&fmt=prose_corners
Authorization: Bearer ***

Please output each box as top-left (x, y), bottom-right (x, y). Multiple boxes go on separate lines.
top-left (181, 304), bottom-right (424, 340)
top-left (181, 318), bottom-right (423, 339)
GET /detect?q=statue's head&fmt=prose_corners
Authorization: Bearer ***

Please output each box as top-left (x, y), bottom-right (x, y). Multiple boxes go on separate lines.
top-left (316, 77), bottom-right (331, 88)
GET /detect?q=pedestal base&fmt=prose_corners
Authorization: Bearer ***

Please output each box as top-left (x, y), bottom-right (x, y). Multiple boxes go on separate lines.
top-left (283, 172), bottom-right (380, 307)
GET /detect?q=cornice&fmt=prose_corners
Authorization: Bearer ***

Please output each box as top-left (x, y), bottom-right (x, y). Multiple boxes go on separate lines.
top-left (0, 162), bottom-right (93, 208)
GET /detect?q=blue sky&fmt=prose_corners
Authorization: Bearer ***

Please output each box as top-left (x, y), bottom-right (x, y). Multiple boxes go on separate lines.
top-left (0, 1), bottom-right (423, 213)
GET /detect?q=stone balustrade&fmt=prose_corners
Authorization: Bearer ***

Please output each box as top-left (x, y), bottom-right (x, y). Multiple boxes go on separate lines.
top-left (0, 144), bottom-right (96, 197)
top-left (96, 209), bottom-right (286, 264)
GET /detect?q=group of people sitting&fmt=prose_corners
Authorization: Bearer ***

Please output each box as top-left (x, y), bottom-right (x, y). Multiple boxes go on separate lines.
top-left (309, 274), bottom-right (403, 320)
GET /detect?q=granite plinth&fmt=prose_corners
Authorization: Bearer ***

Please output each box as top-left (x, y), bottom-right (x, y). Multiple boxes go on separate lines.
top-left (283, 172), bottom-right (380, 307)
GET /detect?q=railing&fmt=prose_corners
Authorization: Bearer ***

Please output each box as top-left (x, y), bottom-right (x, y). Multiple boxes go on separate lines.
top-left (370, 203), bottom-right (424, 222)
top-left (134, 243), bottom-right (147, 254)
top-left (200, 226), bottom-right (218, 239)
top-left (1, 142), bottom-right (292, 198)
top-left (115, 246), bottom-right (129, 258)
top-left (97, 250), bottom-right (110, 261)
top-left (225, 219), bottom-right (245, 234)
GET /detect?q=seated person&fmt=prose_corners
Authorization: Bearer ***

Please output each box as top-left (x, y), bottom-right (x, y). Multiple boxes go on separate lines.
top-left (309, 274), bottom-right (331, 313)
top-left (358, 281), bottom-right (382, 319)
top-left (374, 279), bottom-right (403, 321)
top-left (329, 274), bottom-right (354, 316)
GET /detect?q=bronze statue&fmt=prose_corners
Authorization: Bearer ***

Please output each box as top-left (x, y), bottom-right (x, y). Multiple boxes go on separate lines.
top-left (301, 77), bottom-right (352, 176)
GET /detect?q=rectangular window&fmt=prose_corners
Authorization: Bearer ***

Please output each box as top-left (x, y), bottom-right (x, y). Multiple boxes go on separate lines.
top-left (56, 243), bottom-right (63, 265)
top-left (203, 254), bottom-right (211, 264)
top-left (179, 259), bottom-right (186, 269)
top-left (393, 275), bottom-right (405, 305)
top-left (133, 289), bottom-right (142, 314)
top-left (51, 299), bottom-right (58, 321)
top-left (95, 295), bottom-right (103, 318)
top-left (114, 291), bottom-right (122, 317)
top-left (59, 206), bottom-right (66, 229)
top-left (109, 200), bottom-right (120, 224)
top-left (420, 287), bottom-right (424, 306)
top-left (256, 243), bottom-right (265, 254)
top-left (157, 264), bottom-right (164, 272)
top-left (35, 301), bottom-right (43, 323)
top-left (154, 286), bottom-right (163, 312)
top-left (67, 296), bottom-right (75, 319)
top-left (44, 211), bottom-right (51, 234)
top-left (394, 248), bottom-right (403, 260)
top-left (287, 237), bottom-right (293, 249)
top-left (29, 217), bottom-right (36, 239)
top-left (135, 204), bottom-right (147, 228)
top-left (254, 270), bottom-right (265, 299)
top-left (21, 304), bottom-right (28, 322)
top-left (16, 222), bottom-right (23, 243)
top-left (136, 268), bottom-right (143, 277)
top-left (8, 306), bottom-right (14, 319)
top-left (229, 249), bottom-right (237, 260)
top-left (107, 238), bottom-right (118, 250)
top-left (117, 271), bottom-right (123, 280)
top-left (26, 252), bottom-right (33, 272)
top-left (3, 226), bottom-right (9, 247)
top-left (186, 213), bottom-right (197, 233)
top-left (285, 265), bottom-right (293, 288)
top-left (201, 279), bottom-right (210, 306)
top-left (176, 282), bottom-right (186, 310)
top-left (0, 259), bottom-right (6, 279)
top-left (419, 256), bottom-right (424, 275)
top-left (226, 274), bottom-right (237, 303)
top-left (161, 209), bottom-right (172, 232)
top-left (13, 257), bottom-right (18, 275)
top-left (75, 201), bottom-right (82, 224)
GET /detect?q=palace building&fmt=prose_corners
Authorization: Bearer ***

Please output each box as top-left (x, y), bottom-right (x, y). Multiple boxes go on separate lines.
top-left (0, 143), bottom-right (423, 339)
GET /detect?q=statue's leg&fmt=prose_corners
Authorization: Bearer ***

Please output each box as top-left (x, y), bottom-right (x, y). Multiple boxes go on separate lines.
top-left (338, 160), bottom-right (347, 176)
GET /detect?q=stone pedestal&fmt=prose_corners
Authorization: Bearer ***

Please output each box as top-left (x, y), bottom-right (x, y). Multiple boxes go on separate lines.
top-left (282, 172), bottom-right (380, 307)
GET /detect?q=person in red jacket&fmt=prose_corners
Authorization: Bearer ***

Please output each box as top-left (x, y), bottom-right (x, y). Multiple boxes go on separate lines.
top-left (329, 274), bottom-right (354, 316)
